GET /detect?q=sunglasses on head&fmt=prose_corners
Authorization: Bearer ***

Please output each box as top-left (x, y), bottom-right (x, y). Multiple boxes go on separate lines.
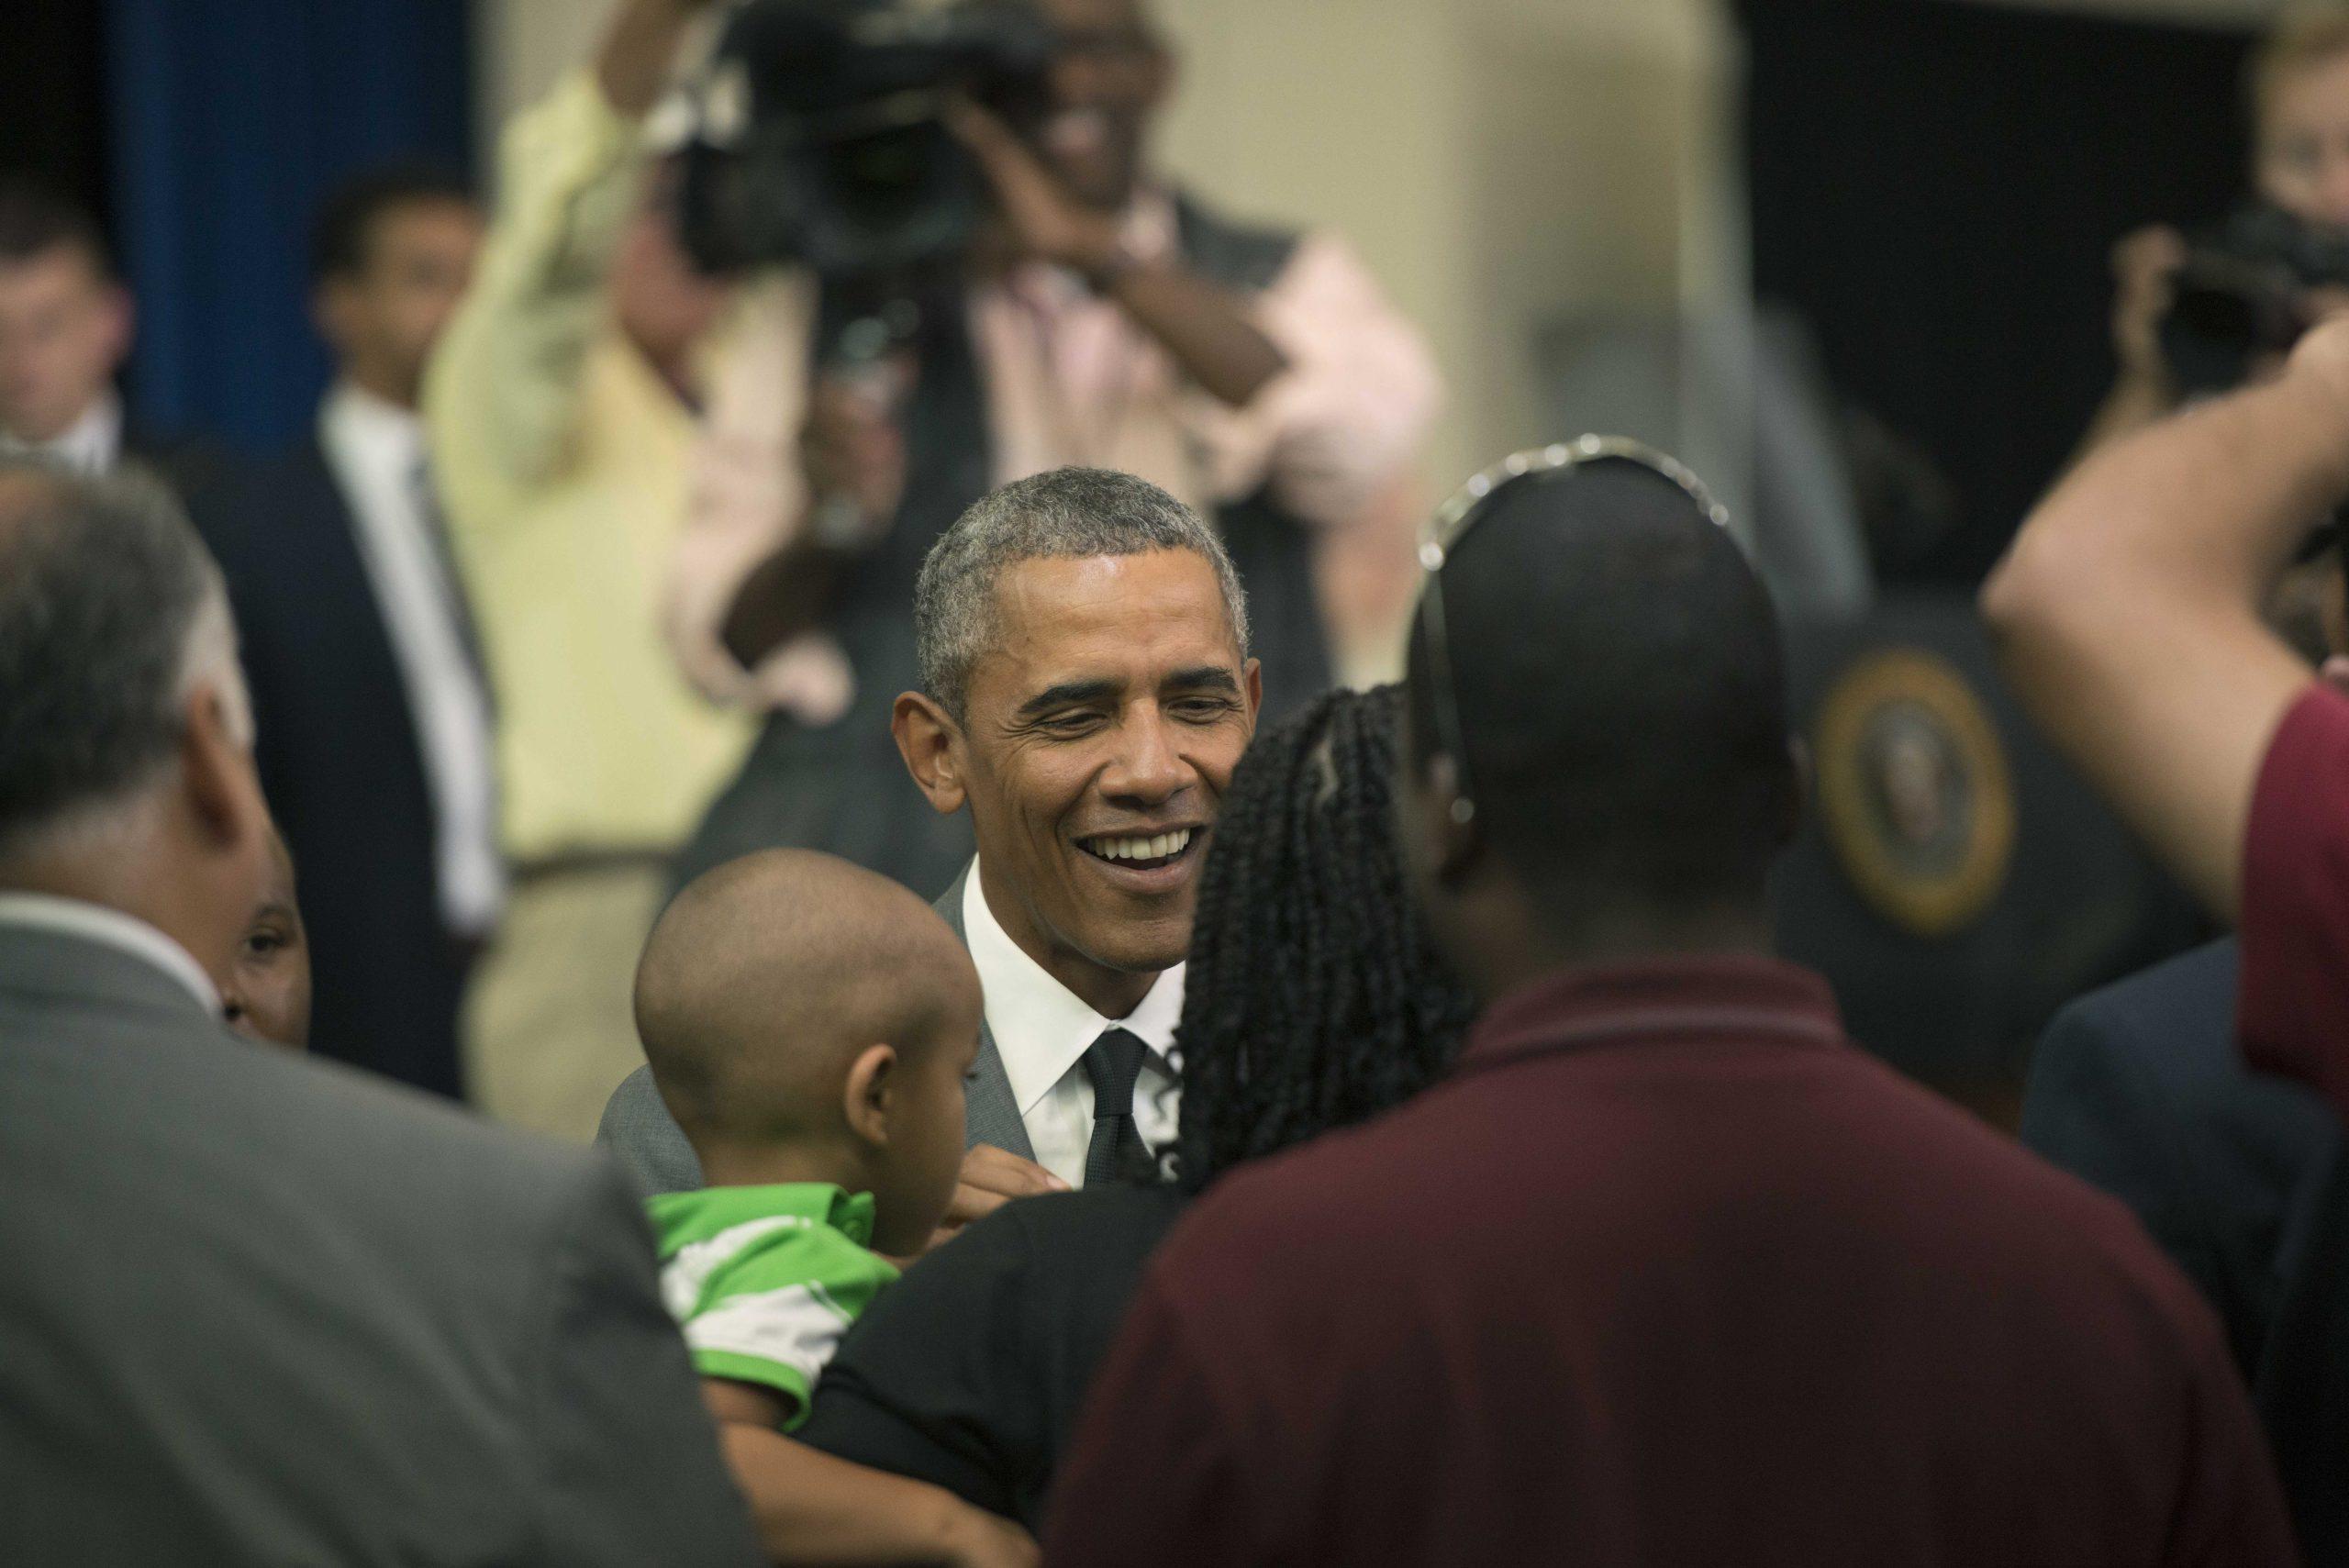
top-left (1413, 435), bottom-right (1733, 828)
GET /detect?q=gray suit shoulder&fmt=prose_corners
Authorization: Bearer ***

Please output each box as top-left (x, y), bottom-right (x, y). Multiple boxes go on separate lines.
top-left (598, 1063), bottom-right (707, 1196)
top-left (0, 998), bottom-right (758, 1566)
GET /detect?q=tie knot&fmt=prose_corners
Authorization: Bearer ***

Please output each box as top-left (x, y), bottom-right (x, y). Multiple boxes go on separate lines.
top-left (1081, 1027), bottom-right (1150, 1113)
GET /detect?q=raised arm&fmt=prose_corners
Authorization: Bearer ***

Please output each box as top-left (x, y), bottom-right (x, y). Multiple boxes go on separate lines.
top-left (1979, 324), bottom-right (2349, 919)
top-left (425, 0), bottom-right (711, 499)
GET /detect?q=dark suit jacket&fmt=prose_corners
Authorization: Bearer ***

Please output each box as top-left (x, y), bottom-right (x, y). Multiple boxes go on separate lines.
top-left (0, 921), bottom-right (761, 1566)
top-left (2021, 939), bottom-right (2346, 1557)
top-left (598, 866), bottom-right (1032, 1195)
top-left (193, 438), bottom-right (471, 1096)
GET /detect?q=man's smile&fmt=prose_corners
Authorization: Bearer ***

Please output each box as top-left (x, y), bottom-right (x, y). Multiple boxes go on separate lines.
top-left (1075, 825), bottom-right (1205, 879)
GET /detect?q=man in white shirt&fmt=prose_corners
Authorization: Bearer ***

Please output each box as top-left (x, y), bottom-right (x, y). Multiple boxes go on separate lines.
top-left (600, 467), bottom-right (1251, 1213)
top-left (195, 169), bottom-right (495, 1099)
top-left (0, 181), bottom-right (135, 474)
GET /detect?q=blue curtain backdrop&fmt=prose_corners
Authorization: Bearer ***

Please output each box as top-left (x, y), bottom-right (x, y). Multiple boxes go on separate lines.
top-left (105, 0), bottom-right (473, 454)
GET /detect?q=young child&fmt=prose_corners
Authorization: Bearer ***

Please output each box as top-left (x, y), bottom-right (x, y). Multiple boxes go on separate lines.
top-left (634, 849), bottom-right (1032, 1568)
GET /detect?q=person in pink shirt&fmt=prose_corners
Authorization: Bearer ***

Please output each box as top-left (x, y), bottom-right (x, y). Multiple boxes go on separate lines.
top-left (663, 0), bottom-right (1441, 908)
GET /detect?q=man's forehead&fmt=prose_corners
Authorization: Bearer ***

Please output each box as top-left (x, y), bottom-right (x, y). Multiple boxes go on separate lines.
top-left (0, 245), bottom-right (108, 297)
top-left (977, 550), bottom-right (1240, 692)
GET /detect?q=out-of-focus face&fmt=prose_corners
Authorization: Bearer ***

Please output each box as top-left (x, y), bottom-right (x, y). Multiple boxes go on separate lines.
top-left (866, 980), bottom-right (982, 1257)
top-left (0, 245), bottom-right (129, 445)
top-left (222, 837), bottom-right (312, 1050)
top-left (954, 548), bottom-right (1258, 992)
top-left (612, 200), bottom-right (730, 376)
top-left (2259, 50), bottom-right (2349, 228)
top-left (1032, 0), bottom-right (1172, 213)
top-left (316, 198), bottom-right (482, 408)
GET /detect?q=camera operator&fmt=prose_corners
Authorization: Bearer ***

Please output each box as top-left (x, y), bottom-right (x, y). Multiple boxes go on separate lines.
top-left (664, 0), bottom-right (1442, 898)
top-left (2084, 8), bottom-right (2349, 452)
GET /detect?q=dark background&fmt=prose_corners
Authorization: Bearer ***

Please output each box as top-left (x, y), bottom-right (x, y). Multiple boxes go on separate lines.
top-left (1740, 0), bottom-right (2254, 584)
top-left (1, 0), bottom-right (473, 455)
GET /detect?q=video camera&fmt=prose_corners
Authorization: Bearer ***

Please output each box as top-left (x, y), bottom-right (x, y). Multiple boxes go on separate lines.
top-left (676, 0), bottom-right (1057, 286)
top-left (2160, 203), bottom-right (2349, 395)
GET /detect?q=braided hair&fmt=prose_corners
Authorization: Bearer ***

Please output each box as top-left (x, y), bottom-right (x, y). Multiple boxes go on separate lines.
top-left (1170, 684), bottom-right (1475, 1195)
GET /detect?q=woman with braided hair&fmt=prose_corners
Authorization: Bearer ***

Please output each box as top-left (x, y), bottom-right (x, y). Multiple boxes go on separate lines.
top-left (1171, 683), bottom-right (1474, 1194)
top-left (790, 684), bottom-right (1472, 1532)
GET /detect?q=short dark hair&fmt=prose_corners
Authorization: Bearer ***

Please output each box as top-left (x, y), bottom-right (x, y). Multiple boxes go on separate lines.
top-left (1405, 456), bottom-right (1793, 921)
top-left (0, 180), bottom-right (111, 277)
top-left (0, 462), bottom-right (219, 853)
top-left (308, 165), bottom-right (473, 286)
top-left (914, 467), bottom-right (1249, 722)
top-left (1172, 685), bottom-right (1472, 1194)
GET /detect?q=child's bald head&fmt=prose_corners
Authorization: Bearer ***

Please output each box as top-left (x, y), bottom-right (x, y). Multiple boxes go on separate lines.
top-left (635, 851), bottom-right (981, 1154)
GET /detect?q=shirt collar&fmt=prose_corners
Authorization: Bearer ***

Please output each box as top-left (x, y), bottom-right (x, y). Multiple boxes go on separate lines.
top-left (321, 381), bottom-right (425, 471)
top-left (650, 1182), bottom-right (880, 1249)
top-left (0, 892), bottom-right (221, 1015)
top-left (1462, 952), bottom-right (1844, 1076)
top-left (1, 392), bottom-right (122, 474)
top-left (962, 860), bottom-right (1186, 1117)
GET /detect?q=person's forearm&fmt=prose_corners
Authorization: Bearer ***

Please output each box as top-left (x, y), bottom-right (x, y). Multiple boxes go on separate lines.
top-left (718, 1424), bottom-right (1010, 1565)
top-left (1106, 259), bottom-right (1288, 408)
top-left (1984, 362), bottom-right (2346, 918)
top-left (1995, 363), bottom-right (2349, 639)
top-left (597, 0), bottom-right (707, 118)
top-left (721, 539), bottom-right (848, 672)
top-left (2067, 369), bottom-right (2176, 473)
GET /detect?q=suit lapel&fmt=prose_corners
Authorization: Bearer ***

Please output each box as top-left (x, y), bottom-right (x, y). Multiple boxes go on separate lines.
top-left (934, 869), bottom-right (1035, 1162)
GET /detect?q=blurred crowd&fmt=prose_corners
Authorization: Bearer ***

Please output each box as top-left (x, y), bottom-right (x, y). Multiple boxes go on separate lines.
top-left (9, 0), bottom-right (2349, 1563)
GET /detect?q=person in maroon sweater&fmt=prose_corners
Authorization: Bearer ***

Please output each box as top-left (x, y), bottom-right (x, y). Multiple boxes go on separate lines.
top-left (1042, 443), bottom-right (2297, 1568)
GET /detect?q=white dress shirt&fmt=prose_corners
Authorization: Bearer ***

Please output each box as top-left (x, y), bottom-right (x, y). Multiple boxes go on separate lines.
top-left (0, 392), bottom-right (123, 474)
top-left (319, 383), bottom-right (505, 936)
top-left (962, 862), bottom-right (1184, 1188)
top-left (0, 892), bottom-right (219, 1014)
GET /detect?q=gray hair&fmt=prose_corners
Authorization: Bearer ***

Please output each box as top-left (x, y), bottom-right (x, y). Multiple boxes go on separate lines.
top-left (0, 461), bottom-right (249, 862)
top-left (914, 467), bottom-right (1250, 721)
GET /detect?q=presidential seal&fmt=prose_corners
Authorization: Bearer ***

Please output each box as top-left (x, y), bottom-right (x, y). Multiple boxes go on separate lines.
top-left (1811, 648), bottom-right (2015, 939)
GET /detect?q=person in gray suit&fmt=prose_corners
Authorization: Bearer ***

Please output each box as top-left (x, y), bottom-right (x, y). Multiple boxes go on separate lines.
top-left (0, 462), bottom-right (760, 1566)
top-left (602, 468), bottom-right (1262, 1220)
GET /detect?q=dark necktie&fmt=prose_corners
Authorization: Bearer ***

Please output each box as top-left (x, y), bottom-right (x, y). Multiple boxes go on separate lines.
top-left (409, 456), bottom-right (494, 703)
top-left (1080, 1028), bottom-right (1152, 1186)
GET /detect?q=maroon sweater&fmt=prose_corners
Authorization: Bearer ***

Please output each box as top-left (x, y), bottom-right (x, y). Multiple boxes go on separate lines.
top-left (1044, 956), bottom-right (2296, 1568)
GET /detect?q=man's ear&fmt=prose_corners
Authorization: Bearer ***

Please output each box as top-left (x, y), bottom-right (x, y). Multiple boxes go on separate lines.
top-left (178, 676), bottom-right (269, 859)
top-left (1241, 657), bottom-right (1264, 728)
top-left (1780, 734), bottom-right (1809, 849)
top-left (892, 692), bottom-right (968, 816)
top-left (1419, 751), bottom-right (1478, 885)
top-left (841, 1042), bottom-right (898, 1149)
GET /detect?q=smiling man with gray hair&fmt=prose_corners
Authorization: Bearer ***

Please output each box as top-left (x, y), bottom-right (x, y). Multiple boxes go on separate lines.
top-left (0, 460), bottom-right (760, 1565)
top-left (601, 465), bottom-right (1262, 1221)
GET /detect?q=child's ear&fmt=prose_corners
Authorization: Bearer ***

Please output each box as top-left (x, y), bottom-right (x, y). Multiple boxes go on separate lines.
top-left (842, 1042), bottom-right (898, 1147)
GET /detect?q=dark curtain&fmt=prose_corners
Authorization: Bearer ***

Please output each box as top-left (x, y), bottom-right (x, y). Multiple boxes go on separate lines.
top-left (104, 0), bottom-right (474, 454)
top-left (1738, 0), bottom-right (2252, 584)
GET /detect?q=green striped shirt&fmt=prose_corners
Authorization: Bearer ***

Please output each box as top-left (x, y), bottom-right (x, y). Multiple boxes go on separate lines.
top-left (648, 1183), bottom-right (899, 1429)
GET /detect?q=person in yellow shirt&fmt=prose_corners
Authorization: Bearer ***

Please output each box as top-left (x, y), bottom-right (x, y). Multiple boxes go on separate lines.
top-left (424, 0), bottom-right (748, 1141)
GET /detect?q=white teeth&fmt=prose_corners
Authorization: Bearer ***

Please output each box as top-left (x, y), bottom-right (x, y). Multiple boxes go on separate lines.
top-left (1087, 828), bottom-right (1193, 863)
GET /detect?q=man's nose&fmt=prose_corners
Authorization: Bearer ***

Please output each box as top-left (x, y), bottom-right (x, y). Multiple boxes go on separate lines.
top-left (1051, 53), bottom-right (1116, 108)
top-left (1098, 713), bottom-right (1188, 805)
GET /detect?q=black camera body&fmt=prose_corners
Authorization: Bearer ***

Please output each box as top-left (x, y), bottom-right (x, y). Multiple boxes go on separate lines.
top-left (2160, 203), bottom-right (2349, 395)
top-left (678, 0), bottom-right (1055, 284)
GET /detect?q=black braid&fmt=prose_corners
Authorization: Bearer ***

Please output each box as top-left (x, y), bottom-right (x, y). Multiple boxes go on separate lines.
top-left (1170, 685), bottom-right (1475, 1195)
